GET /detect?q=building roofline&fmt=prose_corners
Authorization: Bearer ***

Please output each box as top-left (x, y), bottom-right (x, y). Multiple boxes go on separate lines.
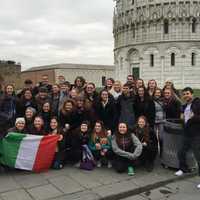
top-left (22, 63), bottom-right (115, 73)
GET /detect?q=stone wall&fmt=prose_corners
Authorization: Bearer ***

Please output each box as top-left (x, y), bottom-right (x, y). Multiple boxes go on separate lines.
top-left (0, 62), bottom-right (21, 89)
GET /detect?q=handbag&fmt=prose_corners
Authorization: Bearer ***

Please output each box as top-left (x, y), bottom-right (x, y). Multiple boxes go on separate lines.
top-left (79, 145), bottom-right (96, 171)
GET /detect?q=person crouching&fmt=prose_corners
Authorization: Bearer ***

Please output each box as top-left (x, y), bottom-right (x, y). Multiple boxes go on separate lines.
top-left (112, 122), bottom-right (142, 175)
top-left (134, 116), bottom-right (158, 172)
top-left (89, 121), bottom-right (113, 168)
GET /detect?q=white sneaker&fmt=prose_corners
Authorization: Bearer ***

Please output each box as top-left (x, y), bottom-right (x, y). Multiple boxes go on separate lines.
top-left (197, 184), bottom-right (200, 189)
top-left (97, 161), bottom-right (102, 168)
top-left (175, 170), bottom-right (184, 176)
top-left (107, 161), bottom-right (112, 169)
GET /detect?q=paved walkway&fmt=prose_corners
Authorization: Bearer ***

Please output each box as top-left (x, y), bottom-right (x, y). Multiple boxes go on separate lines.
top-left (0, 164), bottom-right (197, 200)
top-left (122, 176), bottom-right (200, 200)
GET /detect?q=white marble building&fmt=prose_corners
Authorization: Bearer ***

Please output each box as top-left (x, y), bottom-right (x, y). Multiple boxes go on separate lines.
top-left (113, 0), bottom-right (200, 88)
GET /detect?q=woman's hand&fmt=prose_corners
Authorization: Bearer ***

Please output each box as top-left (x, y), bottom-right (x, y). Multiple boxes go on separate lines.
top-left (95, 143), bottom-right (101, 150)
top-left (142, 142), bottom-right (147, 147)
top-left (107, 130), bottom-right (112, 136)
top-left (58, 135), bottom-right (63, 141)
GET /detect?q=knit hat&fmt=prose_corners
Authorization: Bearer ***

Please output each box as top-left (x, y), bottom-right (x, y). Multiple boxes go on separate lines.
top-left (26, 107), bottom-right (37, 115)
top-left (15, 117), bottom-right (25, 125)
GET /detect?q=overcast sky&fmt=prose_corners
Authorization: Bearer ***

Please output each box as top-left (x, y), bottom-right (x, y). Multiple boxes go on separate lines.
top-left (0, 0), bottom-right (115, 70)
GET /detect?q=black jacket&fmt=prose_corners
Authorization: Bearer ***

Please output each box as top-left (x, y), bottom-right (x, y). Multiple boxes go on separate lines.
top-left (95, 99), bottom-right (118, 133)
top-left (0, 94), bottom-right (18, 136)
top-left (17, 98), bottom-right (37, 117)
top-left (117, 94), bottom-right (135, 129)
top-left (59, 111), bottom-right (80, 131)
top-left (135, 96), bottom-right (155, 127)
top-left (185, 117), bottom-right (200, 138)
top-left (163, 98), bottom-right (181, 119)
top-left (39, 111), bottom-right (52, 133)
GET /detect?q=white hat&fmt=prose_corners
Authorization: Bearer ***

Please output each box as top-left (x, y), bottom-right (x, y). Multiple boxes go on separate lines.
top-left (15, 117), bottom-right (25, 125)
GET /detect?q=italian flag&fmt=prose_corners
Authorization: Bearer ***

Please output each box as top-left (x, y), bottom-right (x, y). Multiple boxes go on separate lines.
top-left (0, 132), bottom-right (59, 172)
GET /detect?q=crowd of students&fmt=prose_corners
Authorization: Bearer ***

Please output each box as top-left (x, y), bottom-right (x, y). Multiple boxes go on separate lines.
top-left (0, 74), bottom-right (200, 186)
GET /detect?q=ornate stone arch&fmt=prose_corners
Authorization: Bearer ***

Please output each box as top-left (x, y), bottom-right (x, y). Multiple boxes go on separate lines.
top-left (127, 48), bottom-right (140, 63)
top-left (165, 45), bottom-right (182, 55)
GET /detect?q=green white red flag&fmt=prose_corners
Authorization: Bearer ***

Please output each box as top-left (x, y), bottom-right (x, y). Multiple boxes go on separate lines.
top-left (0, 132), bottom-right (59, 172)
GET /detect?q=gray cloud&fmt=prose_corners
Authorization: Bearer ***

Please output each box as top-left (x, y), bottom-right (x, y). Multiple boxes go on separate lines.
top-left (0, 0), bottom-right (114, 69)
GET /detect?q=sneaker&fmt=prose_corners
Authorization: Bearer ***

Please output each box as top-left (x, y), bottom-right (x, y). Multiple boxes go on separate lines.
top-left (97, 161), bottom-right (102, 168)
top-left (59, 164), bottom-right (63, 169)
top-left (107, 161), bottom-right (112, 169)
top-left (128, 166), bottom-right (135, 176)
top-left (52, 161), bottom-right (63, 170)
top-left (197, 184), bottom-right (200, 189)
top-left (175, 170), bottom-right (184, 176)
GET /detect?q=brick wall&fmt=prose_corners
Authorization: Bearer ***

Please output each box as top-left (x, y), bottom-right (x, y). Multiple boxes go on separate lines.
top-left (21, 69), bottom-right (55, 86)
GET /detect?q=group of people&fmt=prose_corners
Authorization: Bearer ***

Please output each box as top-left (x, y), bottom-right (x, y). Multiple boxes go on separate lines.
top-left (0, 74), bottom-right (199, 185)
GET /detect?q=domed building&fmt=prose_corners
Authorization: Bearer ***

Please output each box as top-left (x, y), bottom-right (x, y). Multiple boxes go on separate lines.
top-left (113, 0), bottom-right (200, 88)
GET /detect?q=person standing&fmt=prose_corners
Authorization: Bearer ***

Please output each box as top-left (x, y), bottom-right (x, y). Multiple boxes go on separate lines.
top-left (95, 90), bottom-right (117, 133)
top-left (117, 83), bottom-right (136, 130)
top-left (175, 88), bottom-right (199, 179)
top-left (135, 86), bottom-right (155, 128)
top-left (163, 88), bottom-right (181, 119)
top-left (0, 84), bottom-right (18, 137)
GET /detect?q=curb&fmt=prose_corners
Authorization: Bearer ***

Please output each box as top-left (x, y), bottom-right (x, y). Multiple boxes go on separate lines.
top-left (100, 172), bottom-right (197, 200)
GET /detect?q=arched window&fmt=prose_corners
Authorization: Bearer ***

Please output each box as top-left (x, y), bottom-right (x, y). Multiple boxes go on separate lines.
top-left (192, 53), bottom-right (196, 66)
top-left (150, 54), bottom-right (154, 67)
top-left (132, 0), bottom-right (135, 5)
top-left (171, 53), bottom-right (175, 66)
top-left (164, 19), bottom-right (169, 34)
top-left (192, 18), bottom-right (197, 33)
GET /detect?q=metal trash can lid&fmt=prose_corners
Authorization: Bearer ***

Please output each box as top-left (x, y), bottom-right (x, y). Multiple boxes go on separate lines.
top-left (164, 119), bottom-right (184, 135)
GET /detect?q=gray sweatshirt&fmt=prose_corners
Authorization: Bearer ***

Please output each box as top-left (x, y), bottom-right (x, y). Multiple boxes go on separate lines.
top-left (112, 134), bottom-right (142, 160)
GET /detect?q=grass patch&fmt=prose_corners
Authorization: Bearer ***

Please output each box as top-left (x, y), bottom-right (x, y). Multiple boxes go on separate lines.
top-left (193, 90), bottom-right (200, 97)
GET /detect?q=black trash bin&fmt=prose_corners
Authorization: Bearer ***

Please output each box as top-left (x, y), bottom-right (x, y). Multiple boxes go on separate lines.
top-left (161, 119), bottom-right (197, 169)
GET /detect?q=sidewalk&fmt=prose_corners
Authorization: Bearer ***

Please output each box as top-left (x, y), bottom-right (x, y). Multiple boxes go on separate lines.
top-left (0, 163), bottom-right (196, 200)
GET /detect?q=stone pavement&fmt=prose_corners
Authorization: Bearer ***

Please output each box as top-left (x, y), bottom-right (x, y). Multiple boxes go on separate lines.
top-left (122, 176), bottom-right (200, 200)
top-left (0, 164), bottom-right (197, 200)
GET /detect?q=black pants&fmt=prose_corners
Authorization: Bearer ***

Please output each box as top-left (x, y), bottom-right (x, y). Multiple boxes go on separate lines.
top-left (139, 145), bottom-right (158, 165)
top-left (92, 150), bottom-right (113, 162)
top-left (178, 136), bottom-right (200, 175)
top-left (112, 155), bottom-right (134, 173)
top-left (64, 149), bottom-right (82, 164)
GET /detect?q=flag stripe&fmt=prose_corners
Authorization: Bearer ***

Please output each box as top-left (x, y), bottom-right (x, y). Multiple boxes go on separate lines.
top-left (2, 133), bottom-right (26, 167)
top-left (15, 134), bottom-right (43, 170)
top-left (33, 135), bottom-right (59, 172)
